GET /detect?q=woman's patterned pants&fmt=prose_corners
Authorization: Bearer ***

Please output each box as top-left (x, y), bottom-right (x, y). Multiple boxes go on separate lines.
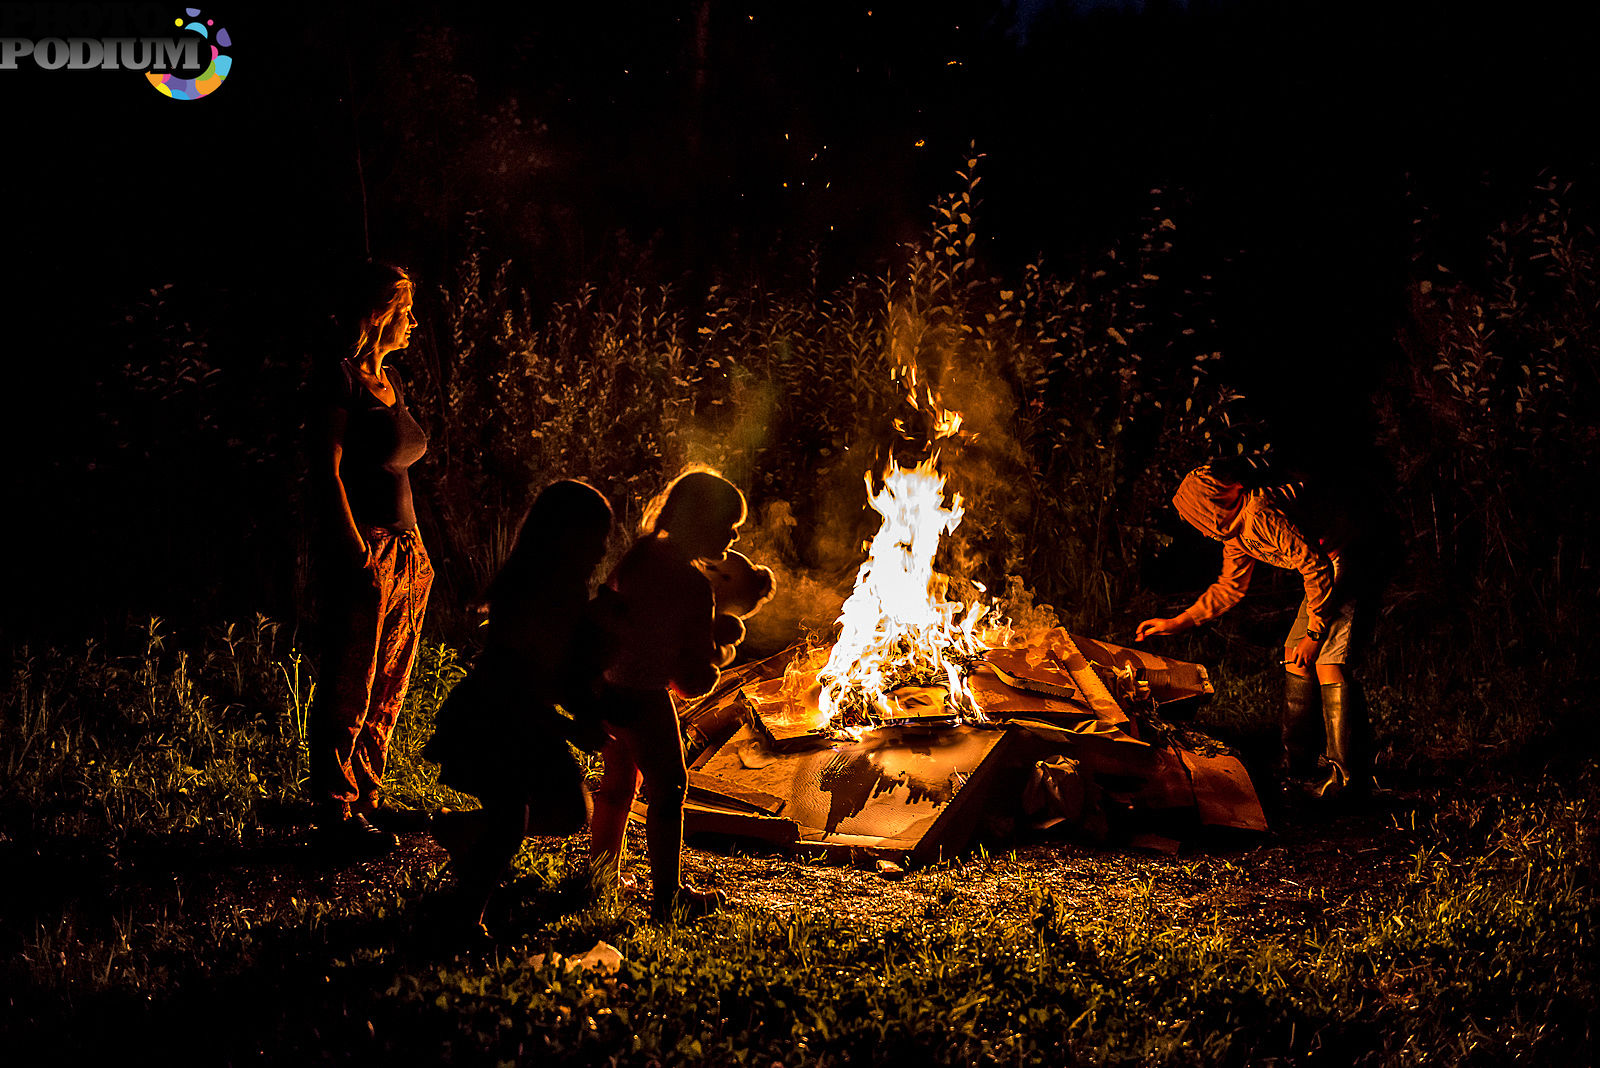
top-left (310, 527), bottom-right (434, 811)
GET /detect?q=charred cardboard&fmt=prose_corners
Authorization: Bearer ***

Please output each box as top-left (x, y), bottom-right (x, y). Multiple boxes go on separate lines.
top-left (661, 629), bottom-right (1263, 862)
top-left (692, 723), bottom-right (1009, 863)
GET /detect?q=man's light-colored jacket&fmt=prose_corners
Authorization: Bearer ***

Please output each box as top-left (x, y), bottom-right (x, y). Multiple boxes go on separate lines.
top-left (1172, 467), bottom-right (1335, 634)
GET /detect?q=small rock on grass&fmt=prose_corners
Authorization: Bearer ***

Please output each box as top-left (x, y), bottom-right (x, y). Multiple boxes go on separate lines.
top-left (529, 940), bottom-right (625, 976)
top-left (876, 860), bottom-right (907, 881)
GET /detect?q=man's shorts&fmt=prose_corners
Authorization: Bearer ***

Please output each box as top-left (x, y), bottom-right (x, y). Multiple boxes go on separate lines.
top-left (1284, 555), bottom-right (1363, 666)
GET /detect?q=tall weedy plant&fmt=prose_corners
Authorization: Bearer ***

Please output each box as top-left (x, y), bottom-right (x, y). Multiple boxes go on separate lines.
top-left (405, 157), bottom-right (1254, 638)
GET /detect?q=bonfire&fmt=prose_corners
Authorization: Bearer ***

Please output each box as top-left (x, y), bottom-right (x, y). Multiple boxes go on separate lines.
top-left (672, 351), bottom-right (1262, 863)
top-left (785, 355), bottom-right (1012, 732)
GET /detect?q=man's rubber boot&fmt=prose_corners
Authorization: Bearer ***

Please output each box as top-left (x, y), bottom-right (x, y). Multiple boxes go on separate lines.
top-left (1280, 671), bottom-right (1324, 781)
top-left (1316, 679), bottom-right (1372, 801)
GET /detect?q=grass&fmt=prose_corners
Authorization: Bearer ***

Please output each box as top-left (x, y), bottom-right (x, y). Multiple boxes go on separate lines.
top-left (0, 618), bottom-right (1593, 1065)
top-left (0, 616), bottom-right (476, 847)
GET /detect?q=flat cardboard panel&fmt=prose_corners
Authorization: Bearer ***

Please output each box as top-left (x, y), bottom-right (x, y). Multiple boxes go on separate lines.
top-left (688, 770), bottom-right (789, 815)
top-left (692, 724), bottom-right (1005, 856)
top-left (672, 633), bottom-right (1263, 859)
top-left (1179, 749), bottom-right (1269, 832)
top-left (680, 800), bottom-right (800, 845)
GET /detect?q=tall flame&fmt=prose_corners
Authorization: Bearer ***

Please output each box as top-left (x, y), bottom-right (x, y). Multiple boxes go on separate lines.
top-left (815, 454), bottom-right (1003, 727)
top-left (799, 311), bottom-right (1012, 730)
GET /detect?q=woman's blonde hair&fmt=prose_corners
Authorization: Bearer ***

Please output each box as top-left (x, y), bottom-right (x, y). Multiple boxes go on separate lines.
top-left (639, 465), bottom-right (746, 538)
top-left (350, 262), bottom-right (413, 360)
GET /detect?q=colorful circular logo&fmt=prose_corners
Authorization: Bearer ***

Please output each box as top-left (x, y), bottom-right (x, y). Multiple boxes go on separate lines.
top-left (146, 8), bottom-right (231, 100)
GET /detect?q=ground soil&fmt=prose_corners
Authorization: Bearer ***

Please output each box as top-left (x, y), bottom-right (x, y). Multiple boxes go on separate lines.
top-left (2, 784), bottom-right (1433, 955)
top-left (679, 791), bottom-right (1422, 940)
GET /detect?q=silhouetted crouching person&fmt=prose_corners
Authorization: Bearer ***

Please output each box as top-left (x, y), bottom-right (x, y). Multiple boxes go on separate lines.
top-left (424, 480), bottom-right (615, 940)
top-left (1136, 464), bottom-right (1379, 802)
top-left (589, 469), bottom-right (757, 923)
top-left (309, 263), bottom-right (433, 856)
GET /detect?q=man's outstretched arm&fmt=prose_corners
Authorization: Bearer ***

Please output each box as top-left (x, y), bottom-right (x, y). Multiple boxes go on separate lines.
top-left (1136, 542), bottom-right (1254, 641)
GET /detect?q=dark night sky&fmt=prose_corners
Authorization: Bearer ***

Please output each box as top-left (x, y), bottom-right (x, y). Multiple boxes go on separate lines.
top-left (1, 0), bottom-right (1593, 633)
top-left (4, 1), bottom-right (1590, 319)
top-left (5, 1), bottom-right (1590, 363)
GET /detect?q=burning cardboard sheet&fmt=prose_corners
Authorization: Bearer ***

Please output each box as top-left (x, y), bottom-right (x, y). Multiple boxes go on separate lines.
top-left (672, 629), bottom-right (1261, 861)
top-left (664, 347), bottom-right (1252, 860)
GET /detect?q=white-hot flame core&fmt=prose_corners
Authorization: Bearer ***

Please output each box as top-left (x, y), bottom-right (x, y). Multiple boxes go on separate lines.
top-left (816, 455), bottom-right (999, 725)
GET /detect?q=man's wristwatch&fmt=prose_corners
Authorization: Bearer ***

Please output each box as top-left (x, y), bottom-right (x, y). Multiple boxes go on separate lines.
top-left (1305, 627), bottom-right (1325, 643)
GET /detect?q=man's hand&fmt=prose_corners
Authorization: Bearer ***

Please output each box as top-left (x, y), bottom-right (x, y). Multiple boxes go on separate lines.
top-left (1286, 634), bottom-right (1321, 671)
top-left (1135, 616), bottom-right (1188, 642)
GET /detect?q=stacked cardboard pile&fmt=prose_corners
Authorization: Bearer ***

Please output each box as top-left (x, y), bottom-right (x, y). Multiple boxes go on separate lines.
top-left (655, 628), bottom-right (1265, 863)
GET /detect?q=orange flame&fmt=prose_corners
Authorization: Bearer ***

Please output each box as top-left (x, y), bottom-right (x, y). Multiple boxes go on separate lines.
top-left (798, 313), bottom-right (1010, 731)
top-left (815, 453), bottom-right (1007, 728)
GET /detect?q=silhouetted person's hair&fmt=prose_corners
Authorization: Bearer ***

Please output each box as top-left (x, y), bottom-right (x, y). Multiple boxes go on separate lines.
top-left (641, 468), bottom-right (746, 538)
top-left (347, 261), bottom-right (414, 360)
top-left (486, 480), bottom-right (614, 612)
top-left (1205, 454), bottom-right (1320, 491)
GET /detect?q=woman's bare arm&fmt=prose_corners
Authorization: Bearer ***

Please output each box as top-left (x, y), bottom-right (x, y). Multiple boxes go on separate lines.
top-left (324, 406), bottom-right (369, 566)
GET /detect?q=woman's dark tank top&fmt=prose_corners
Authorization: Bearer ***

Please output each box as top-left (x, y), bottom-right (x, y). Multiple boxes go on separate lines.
top-left (333, 358), bottom-right (428, 530)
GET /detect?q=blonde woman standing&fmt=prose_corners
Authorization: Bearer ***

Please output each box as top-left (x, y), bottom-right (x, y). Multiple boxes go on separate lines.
top-left (309, 262), bottom-right (434, 855)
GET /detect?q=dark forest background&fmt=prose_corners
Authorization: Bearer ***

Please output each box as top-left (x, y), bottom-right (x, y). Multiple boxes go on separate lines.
top-left (2, 0), bottom-right (1595, 708)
